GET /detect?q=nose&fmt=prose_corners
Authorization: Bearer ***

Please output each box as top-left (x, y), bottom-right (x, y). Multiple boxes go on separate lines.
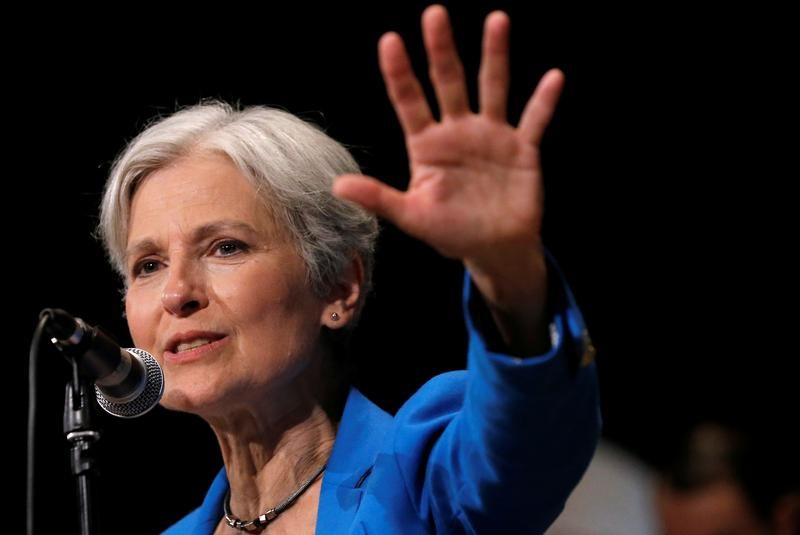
top-left (160, 259), bottom-right (209, 317)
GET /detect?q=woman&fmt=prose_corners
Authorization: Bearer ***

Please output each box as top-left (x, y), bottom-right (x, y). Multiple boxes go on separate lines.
top-left (99, 5), bottom-right (599, 534)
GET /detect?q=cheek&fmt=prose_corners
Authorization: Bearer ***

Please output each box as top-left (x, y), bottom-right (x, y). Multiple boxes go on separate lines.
top-left (231, 278), bottom-right (323, 348)
top-left (218, 264), bottom-right (297, 317)
top-left (124, 290), bottom-right (157, 349)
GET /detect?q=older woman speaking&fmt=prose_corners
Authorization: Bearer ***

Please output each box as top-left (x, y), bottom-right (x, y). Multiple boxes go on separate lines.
top-left (99, 5), bottom-right (599, 534)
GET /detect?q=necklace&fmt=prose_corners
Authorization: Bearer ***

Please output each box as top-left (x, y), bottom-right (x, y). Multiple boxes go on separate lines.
top-left (223, 463), bottom-right (327, 533)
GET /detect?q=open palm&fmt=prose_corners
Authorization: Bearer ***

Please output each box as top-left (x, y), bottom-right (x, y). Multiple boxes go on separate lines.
top-left (334, 5), bottom-right (564, 268)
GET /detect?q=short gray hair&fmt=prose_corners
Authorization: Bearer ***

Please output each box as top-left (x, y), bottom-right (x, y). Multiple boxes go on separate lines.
top-left (98, 101), bottom-right (379, 313)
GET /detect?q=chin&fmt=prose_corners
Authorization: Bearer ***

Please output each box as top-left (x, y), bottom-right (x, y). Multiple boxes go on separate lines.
top-left (157, 365), bottom-right (225, 412)
top-left (158, 383), bottom-right (226, 415)
top-left (159, 390), bottom-right (205, 414)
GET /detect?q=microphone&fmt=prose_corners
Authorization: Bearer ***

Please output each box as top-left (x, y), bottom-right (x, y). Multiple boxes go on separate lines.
top-left (41, 308), bottom-right (164, 418)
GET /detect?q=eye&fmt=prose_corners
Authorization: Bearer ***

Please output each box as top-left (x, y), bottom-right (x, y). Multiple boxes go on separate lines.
top-left (214, 240), bottom-right (248, 257)
top-left (132, 259), bottom-right (162, 277)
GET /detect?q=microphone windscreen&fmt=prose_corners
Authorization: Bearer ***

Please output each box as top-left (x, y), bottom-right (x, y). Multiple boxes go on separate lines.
top-left (94, 348), bottom-right (164, 418)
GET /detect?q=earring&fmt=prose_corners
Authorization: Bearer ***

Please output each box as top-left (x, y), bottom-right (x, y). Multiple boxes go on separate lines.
top-left (330, 312), bottom-right (340, 322)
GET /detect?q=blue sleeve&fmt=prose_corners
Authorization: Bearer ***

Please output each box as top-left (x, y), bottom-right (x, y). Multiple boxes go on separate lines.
top-left (393, 257), bottom-right (601, 534)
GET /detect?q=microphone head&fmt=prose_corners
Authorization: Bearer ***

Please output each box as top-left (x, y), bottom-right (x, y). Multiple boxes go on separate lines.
top-left (94, 348), bottom-right (164, 418)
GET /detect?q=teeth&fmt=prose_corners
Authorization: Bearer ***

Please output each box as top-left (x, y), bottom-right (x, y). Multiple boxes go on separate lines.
top-left (176, 338), bottom-right (213, 352)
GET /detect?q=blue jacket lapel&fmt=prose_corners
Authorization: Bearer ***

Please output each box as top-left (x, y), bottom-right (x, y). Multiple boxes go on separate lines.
top-left (316, 387), bottom-right (393, 532)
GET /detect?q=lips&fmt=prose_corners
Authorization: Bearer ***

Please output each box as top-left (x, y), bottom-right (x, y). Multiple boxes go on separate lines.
top-left (163, 331), bottom-right (228, 364)
top-left (175, 337), bottom-right (217, 353)
top-left (166, 331), bottom-right (226, 353)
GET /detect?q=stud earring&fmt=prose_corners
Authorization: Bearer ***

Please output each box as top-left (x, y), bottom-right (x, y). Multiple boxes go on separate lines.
top-left (330, 312), bottom-right (340, 322)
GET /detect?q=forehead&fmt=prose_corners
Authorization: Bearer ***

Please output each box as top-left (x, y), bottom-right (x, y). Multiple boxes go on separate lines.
top-left (128, 152), bottom-right (276, 236)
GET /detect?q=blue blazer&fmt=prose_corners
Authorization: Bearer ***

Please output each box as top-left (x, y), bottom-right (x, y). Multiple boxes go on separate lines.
top-left (163, 269), bottom-right (600, 534)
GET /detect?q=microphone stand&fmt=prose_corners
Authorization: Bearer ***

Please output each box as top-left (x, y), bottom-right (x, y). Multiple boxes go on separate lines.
top-left (63, 361), bottom-right (101, 535)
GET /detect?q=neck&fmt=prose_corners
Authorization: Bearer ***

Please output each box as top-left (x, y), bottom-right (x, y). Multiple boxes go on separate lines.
top-left (206, 377), bottom-right (343, 522)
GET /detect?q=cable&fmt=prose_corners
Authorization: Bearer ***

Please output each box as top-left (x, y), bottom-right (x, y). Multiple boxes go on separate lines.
top-left (27, 312), bottom-right (50, 535)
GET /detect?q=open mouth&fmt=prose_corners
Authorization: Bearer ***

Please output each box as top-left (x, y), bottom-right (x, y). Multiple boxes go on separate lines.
top-left (174, 337), bottom-right (222, 353)
top-left (165, 333), bottom-right (228, 363)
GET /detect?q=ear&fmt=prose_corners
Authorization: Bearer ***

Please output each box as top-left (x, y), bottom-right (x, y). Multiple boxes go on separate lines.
top-left (321, 255), bottom-right (365, 329)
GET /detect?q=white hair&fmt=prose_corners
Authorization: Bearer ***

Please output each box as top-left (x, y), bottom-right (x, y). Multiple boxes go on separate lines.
top-left (98, 101), bottom-right (378, 314)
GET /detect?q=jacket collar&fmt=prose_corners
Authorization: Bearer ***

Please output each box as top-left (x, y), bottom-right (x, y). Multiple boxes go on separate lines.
top-left (188, 387), bottom-right (391, 533)
top-left (317, 387), bottom-right (393, 530)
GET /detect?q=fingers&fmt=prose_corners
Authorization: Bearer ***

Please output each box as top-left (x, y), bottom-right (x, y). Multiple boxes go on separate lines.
top-left (422, 5), bottom-right (470, 118)
top-left (518, 68), bottom-right (565, 147)
top-left (383, 5), bottom-right (561, 147)
top-left (332, 175), bottom-right (408, 226)
top-left (479, 11), bottom-right (510, 122)
top-left (379, 32), bottom-right (434, 136)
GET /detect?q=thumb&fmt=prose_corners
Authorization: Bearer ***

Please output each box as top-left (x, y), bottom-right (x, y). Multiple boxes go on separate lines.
top-left (333, 174), bottom-right (407, 224)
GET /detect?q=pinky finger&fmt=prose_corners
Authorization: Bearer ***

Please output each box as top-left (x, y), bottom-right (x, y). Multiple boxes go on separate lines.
top-left (518, 69), bottom-right (565, 146)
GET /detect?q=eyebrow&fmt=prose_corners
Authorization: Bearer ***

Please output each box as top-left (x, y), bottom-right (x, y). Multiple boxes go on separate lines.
top-left (125, 220), bottom-right (261, 261)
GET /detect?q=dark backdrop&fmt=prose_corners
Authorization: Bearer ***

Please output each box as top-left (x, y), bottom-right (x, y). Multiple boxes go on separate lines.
top-left (12, 2), bottom-right (794, 533)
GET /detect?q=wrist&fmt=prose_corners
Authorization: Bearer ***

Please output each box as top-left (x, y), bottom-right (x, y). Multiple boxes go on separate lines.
top-left (464, 243), bottom-right (550, 355)
top-left (464, 242), bottom-right (546, 311)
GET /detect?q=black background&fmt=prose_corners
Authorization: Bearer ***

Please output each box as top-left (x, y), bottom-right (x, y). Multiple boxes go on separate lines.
top-left (13, 2), bottom-right (795, 533)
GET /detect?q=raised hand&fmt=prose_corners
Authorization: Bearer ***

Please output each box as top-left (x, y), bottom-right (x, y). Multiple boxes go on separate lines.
top-left (333, 5), bottom-right (564, 354)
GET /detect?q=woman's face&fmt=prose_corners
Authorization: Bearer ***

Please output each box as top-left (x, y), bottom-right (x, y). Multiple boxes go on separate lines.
top-left (124, 152), bottom-right (328, 414)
